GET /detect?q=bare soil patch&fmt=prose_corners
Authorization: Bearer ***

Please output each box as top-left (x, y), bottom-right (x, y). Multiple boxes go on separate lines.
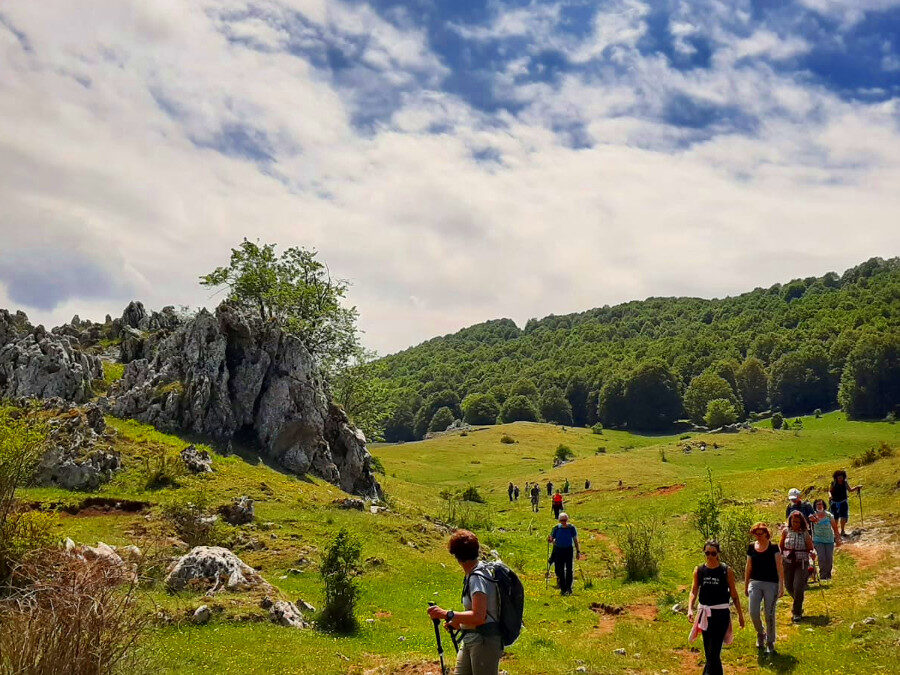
top-left (26, 497), bottom-right (150, 517)
top-left (649, 484), bottom-right (685, 496)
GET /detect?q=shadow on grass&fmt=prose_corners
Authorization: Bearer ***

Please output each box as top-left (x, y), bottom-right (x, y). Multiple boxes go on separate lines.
top-left (801, 613), bottom-right (831, 627)
top-left (757, 649), bottom-right (800, 673)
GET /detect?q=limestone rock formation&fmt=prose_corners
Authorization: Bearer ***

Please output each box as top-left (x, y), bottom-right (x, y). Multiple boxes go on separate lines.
top-left (219, 496), bottom-right (254, 525)
top-left (181, 444), bottom-right (213, 473)
top-left (269, 600), bottom-right (308, 628)
top-left (165, 545), bottom-right (271, 593)
top-left (0, 312), bottom-right (101, 403)
top-left (109, 302), bottom-right (381, 497)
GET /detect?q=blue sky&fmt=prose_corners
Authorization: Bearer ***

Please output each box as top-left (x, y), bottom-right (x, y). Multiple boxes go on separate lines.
top-left (0, 0), bottom-right (898, 353)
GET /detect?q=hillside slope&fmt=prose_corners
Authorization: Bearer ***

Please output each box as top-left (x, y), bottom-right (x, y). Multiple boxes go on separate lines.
top-left (374, 257), bottom-right (900, 439)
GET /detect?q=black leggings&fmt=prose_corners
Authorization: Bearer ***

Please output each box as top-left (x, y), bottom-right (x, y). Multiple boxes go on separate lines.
top-left (553, 546), bottom-right (573, 593)
top-left (701, 609), bottom-right (730, 675)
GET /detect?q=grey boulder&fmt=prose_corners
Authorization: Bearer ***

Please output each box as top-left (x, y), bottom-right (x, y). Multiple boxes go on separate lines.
top-left (165, 546), bottom-right (271, 593)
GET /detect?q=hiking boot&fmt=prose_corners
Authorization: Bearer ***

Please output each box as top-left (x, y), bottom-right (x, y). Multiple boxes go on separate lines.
top-left (766, 643), bottom-right (776, 654)
top-left (756, 634), bottom-right (766, 649)
top-left (791, 615), bottom-right (802, 624)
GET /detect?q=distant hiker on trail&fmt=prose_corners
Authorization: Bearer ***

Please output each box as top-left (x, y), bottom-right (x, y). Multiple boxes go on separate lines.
top-left (745, 523), bottom-right (783, 654)
top-left (563, 478), bottom-right (570, 494)
top-left (811, 498), bottom-right (841, 580)
top-left (785, 489), bottom-right (816, 531)
top-left (688, 540), bottom-right (745, 675)
top-left (780, 511), bottom-right (816, 623)
top-left (584, 479), bottom-right (591, 490)
top-left (508, 482), bottom-right (514, 502)
top-left (530, 484), bottom-right (540, 512)
top-left (552, 489), bottom-right (564, 520)
top-left (829, 470), bottom-right (861, 537)
top-left (513, 485), bottom-right (520, 501)
top-left (427, 530), bottom-right (502, 675)
top-left (548, 512), bottom-right (581, 595)
top-left (546, 480), bottom-right (553, 497)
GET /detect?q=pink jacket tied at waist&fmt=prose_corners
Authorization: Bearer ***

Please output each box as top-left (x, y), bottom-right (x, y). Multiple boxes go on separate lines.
top-left (689, 604), bottom-right (733, 645)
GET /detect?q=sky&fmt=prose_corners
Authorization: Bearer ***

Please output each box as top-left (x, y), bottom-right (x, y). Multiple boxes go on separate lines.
top-left (1, 0), bottom-right (899, 355)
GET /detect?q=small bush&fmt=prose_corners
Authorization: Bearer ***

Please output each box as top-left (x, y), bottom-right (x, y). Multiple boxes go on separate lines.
top-left (852, 442), bottom-right (895, 467)
top-left (142, 446), bottom-right (185, 490)
top-left (771, 412), bottom-right (784, 430)
top-left (0, 550), bottom-right (149, 674)
top-left (460, 485), bottom-right (486, 504)
top-left (814, 409), bottom-right (822, 418)
top-left (618, 520), bottom-right (664, 582)
top-left (718, 506), bottom-right (755, 577)
top-left (554, 444), bottom-right (574, 463)
top-left (704, 398), bottom-right (737, 428)
top-left (679, 434), bottom-right (691, 440)
top-left (595, 446), bottom-right (607, 454)
top-left (500, 434), bottom-right (516, 444)
top-left (591, 423), bottom-right (604, 434)
top-left (369, 455), bottom-right (386, 475)
top-left (319, 528), bottom-right (362, 634)
top-left (692, 469), bottom-right (723, 541)
top-left (161, 497), bottom-right (225, 547)
top-left (659, 448), bottom-right (668, 463)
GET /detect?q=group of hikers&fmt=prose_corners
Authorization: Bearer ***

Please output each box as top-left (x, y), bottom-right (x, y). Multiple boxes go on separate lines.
top-left (508, 478), bottom-right (592, 516)
top-left (428, 469), bottom-right (862, 675)
top-left (689, 470), bottom-right (862, 675)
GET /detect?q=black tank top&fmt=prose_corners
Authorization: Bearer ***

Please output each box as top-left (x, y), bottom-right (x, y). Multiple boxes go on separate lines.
top-left (698, 564), bottom-right (731, 606)
top-left (831, 481), bottom-right (848, 501)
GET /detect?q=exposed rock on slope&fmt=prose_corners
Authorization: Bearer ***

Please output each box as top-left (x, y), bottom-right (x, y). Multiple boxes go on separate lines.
top-left (0, 311), bottom-right (101, 403)
top-left (37, 402), bottom-right (121, 490)
top-left (109, 302), bottom-right (381, 497)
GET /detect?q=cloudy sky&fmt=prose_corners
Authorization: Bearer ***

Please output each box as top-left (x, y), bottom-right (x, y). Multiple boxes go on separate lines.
top-left (1, 1), bottom-right (899, 354)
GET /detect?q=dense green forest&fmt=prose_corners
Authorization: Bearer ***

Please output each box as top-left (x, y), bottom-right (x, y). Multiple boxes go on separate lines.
top-left (352, 258), bottom-right (899, 441)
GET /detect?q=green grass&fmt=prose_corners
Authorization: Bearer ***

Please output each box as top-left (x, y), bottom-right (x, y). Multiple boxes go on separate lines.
top-left (19, 412), bottom-right (900, 674)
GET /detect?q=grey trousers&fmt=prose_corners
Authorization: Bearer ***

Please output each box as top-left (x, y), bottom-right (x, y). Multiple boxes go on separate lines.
top-left (748, 580), bottom-right (779, 644)
top-left (783, 558), bottom-right (809, 617)
top-left (455, 633), bottom-right (503, 675)
top-left (814, 543), bottom-right (834, 580)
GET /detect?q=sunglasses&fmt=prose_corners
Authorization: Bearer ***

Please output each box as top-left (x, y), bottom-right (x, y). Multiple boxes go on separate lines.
top-left (704, 551), bottom-right (719, 557)
top-left (752, 529), bottom-right (767, 535)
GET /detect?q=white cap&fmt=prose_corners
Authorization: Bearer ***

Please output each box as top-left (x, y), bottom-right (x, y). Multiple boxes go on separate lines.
top-left (788, 488), bottom-right (801, 500)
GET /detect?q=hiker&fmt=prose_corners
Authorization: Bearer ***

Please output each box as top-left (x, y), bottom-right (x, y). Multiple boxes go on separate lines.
top-left (780, 511), bottom-right (816, 623)
top-left (546, 480), bottom-right (553, 497)
top-left (548, 512), bottom-right (581, 595)
top-left (513, 485), bottom-right (520, 501)
top-left (530, 483), bottom-right (540, 512)
top-left (507, 482), bottom-right (514, 502)
top-left (785, 488), bottom-right (816, 531)
top-left (551, 489), bottom-right (564, 520)
top-left (563, 478), bottom-right (570, 494)
top-left (688, 540), bottom-right (745, 675)
top-left (745, 523), bottom-right (784, 654)
top-left (584, 479), bottom-right (591, 490)
top-left (427, 530), bottom-right (502, 675)
top-left (829, 470), bottom-right (861, 537)
top-left (811, 498), bottom-right (841, 580)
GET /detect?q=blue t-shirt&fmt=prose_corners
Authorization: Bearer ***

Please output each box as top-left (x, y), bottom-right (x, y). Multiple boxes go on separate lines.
top-left (552, 524), bottom-right (578, 548)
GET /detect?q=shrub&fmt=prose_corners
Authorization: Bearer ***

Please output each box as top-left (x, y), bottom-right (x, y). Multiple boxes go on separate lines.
top-left (0, 405), bottom-right (46, 582)
top-left (814, 409), bottom-right (822, 418)
top-left (161, 496), bottom-right (225, 547)
top-left (718, 506), bottom-right (755, 578)
top-left (771, 412), bottom-right (784, 430)
top-left (852, 442), bottom-right (895, 467)
top-left (369, 455), bottom-right (386, 475)
top-left (0, 550), bottom-right (149, 674)
top-left (704, 398), bottom-right (738, 428)
top-left (591, 422), bottom-right (604, 434)
top-left (499, 395), bottom-right (540, 423)
top-left (618, 520), bottom-right (664, 582)
top-left (461, 393), bottom-right (500, 425)
top-left (554, 444), bottom-right (574, 464)
top-left (595, 446), bottom-right (607, 454)
top-left (142, 446), bottom-right (185, 490)
top-left (319, 528), bottom-right (362, 633)
top-left (459, 485), bottom-right (486, 503)
top-left (692, 469), bottom-right (723, 541)
top-left (500, 434), bottom-right (516, 444)
top-left (428, 406), bottom-right (455, 433)
top-left (659, 448), bottom-right (668, 463)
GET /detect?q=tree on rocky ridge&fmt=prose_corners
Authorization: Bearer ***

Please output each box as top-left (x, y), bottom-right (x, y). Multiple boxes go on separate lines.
top-left (200, 239), bottom-right (359, 373)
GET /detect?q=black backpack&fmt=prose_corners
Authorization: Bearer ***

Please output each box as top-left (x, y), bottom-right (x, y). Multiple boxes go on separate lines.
top-left (464, 562), bottom-right (525, 647)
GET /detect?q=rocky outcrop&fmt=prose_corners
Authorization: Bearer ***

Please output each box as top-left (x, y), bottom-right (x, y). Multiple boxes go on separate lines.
top-left (181, 444), bottom-right (213, 473)
top-left (109, 302), bottom-right (381, 498)
top-left (218, 496), bottom-right (254, 525)
top-left (36, 402), bottom-right (121, 490)
top-left (269, 600), bottom-right (308, 628)
top-left (118, 302), bottom-right (188, 363)
top-left (165, 546), bottom-right (271, 593)
top-left (0, 314), bottom-right (101, 403)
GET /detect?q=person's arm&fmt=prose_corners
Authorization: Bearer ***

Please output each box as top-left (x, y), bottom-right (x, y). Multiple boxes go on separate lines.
top-left (851, 482), bottom-right (862, 494)
top-left (727, 567), bottom-right (745, 628)
top-left (779, 530), bottom-right (787, 550)
top-left (831, 515), bottom-right (841, 545)
top-left (574, 535), bottom-right (581, 559)
top-left (806, 534), bottom-right (816, 558)
top-left (430, 592), bottom-right (488, 630)
top-left (548, 525), bottom-right (557, 544)
top-left (775, 551), bottom-right (785, 598)
top-left (687, 567), bottom-right (700, 622)
top-left (744, 555), bottom-right (752, 596)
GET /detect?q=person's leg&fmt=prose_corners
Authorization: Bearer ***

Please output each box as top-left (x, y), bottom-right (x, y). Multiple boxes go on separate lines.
top-left (748, 581), bottom-right (765, 645)
top-left (701, 610), bottom-right (728, 675)
top-left (563, 548), bottom-right (574, 593)
top-left (792, 562), bottom-right (809, 618)
top-left (762, 581), bottom-right (778, 646)
top-left (467, 635), bottom-right (502, 675)
top-left (783, 561), bottom-right (797, 599)
top-left (454, 639), bottom-right (474, 675)
top-left (554, 549), bottom-right (565, 590)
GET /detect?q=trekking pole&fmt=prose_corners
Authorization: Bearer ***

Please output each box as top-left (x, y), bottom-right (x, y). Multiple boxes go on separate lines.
top-left (857, 489), bottom-right (864, 529)
top-left (814, 558), bottom-right (829, 622)
top-left (545, 540), bottom-right (551, 589)
top-left (428, 603), bottom-right (447, 675)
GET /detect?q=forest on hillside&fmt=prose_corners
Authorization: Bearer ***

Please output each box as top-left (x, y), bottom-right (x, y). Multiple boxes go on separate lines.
top-left (338, 258), bottom-right (899, 441)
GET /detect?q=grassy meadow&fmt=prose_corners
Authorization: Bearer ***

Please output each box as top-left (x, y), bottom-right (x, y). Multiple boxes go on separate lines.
top-left (17, 412), bottom-right (900, 674)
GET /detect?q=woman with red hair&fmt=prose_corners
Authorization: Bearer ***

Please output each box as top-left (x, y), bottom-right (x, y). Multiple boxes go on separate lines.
top-left (745, 523), bottom-right (784, 653)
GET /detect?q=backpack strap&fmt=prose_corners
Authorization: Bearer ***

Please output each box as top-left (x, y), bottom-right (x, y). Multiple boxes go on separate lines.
top-left (464, 567), bottom-right (499, 623)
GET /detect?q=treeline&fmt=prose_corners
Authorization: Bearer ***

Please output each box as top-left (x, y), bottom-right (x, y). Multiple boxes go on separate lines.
top-left (362, 257), bottom-right (899, 441)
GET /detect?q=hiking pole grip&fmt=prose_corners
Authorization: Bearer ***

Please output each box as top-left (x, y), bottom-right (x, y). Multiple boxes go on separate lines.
top-left (428, 602), bottom-right (447, 675)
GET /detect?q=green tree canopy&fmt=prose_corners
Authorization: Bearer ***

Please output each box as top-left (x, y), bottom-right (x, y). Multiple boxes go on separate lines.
top-left (769, 345), bottom-right (833, 415)
top-left (201, 240), bottom-right (359, 373)
top-left (499, 395), bottom-right (540, 423)
top-left (736, 357), bottom-right (769, 413)
top-left (838, 333), bottom-right (900, 419)
top-left (461, 393), bottom-right (500, 425)
top-left (428, 406), bottom-right (456, 433)
top-left (684, 371), bottom-right (744, 424)
top-left (539, 387), bottom-right (574, 425)
top-left (624, 360), bottom-right (682, 431)
top-left (704, 398), bottom-right (738, 428)
top-left (509, 378), bottom-right (540, 402)
top-left (413, 390), bottom-right (461, 438)
top-left (598, 375), bottom-right (627, 428)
